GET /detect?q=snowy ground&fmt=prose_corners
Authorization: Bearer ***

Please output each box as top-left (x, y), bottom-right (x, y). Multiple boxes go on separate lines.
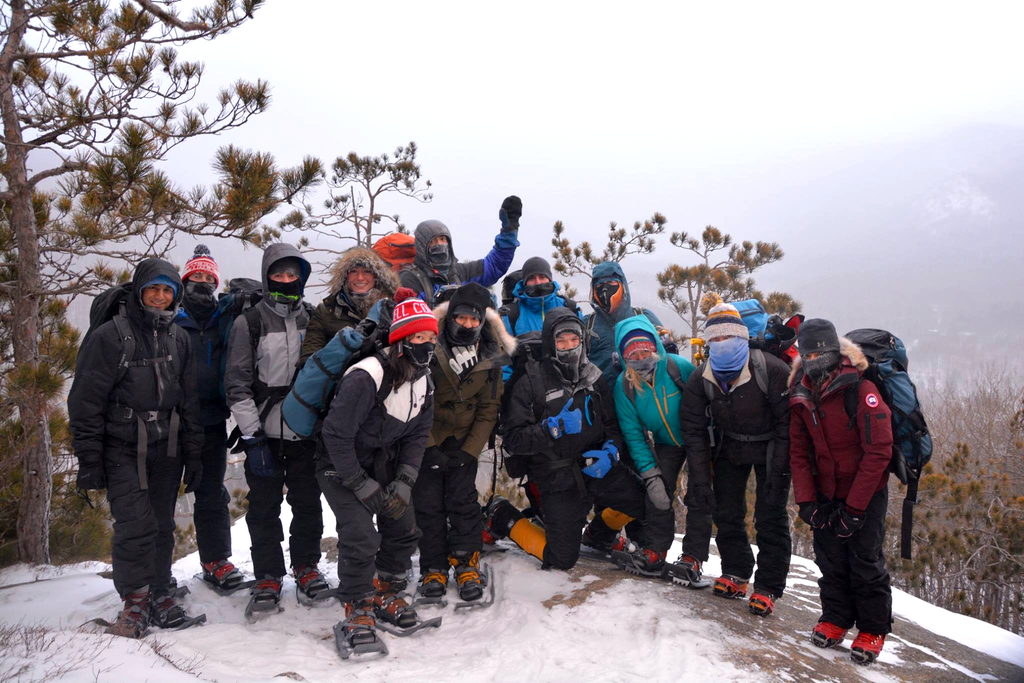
top-left (1, 499), bottom-right (1022, 682)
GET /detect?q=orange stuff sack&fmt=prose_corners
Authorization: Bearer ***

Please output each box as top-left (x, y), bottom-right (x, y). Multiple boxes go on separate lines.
top-left (372, 232), bottom-right (416, 272)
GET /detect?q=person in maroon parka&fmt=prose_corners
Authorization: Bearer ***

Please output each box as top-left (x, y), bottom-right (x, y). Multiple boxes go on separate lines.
top-left (787, 319), bottom-right (894, 666)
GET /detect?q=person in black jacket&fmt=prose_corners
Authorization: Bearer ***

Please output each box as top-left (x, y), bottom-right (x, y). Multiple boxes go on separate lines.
top-left (318, 289), bottom-right (437, 652)
top-left (173, 245), bottom-right (247, 591)
top-left (68, 258), bottom-right (203, 638)
top-left (486, 307), bottom-right (646, 570)
top-left (679, 302), bottom-right (792, 617)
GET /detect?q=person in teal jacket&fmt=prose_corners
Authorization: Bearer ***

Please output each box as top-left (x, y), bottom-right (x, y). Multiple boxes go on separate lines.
top-left (612, 315), bottom-right (711, 584)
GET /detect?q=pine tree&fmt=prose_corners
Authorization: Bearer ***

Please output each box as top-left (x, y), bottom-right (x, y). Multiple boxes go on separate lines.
top-left (0, 0), bottom-right (317, 563)
top-left (656, 225), bottom-right (800, 350)
top-left (277, 142), bottom-right (432, 250)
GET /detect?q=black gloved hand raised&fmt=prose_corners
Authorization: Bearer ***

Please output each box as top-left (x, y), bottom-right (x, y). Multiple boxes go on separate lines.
top-left (499, 195), bottom-right (522, 230)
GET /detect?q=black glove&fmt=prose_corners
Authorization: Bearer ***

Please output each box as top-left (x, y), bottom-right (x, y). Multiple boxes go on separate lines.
top-left (76, 460), bottom-right (107, 491)
top-left (382, 465), bottom-right (417, 520)
top-left (499, 195), bottom-right (522, 230)
top-left (353, 315), bottom-right (377, 339)
top-left (241, 431), bottom-right (279, 478)
top-left (683, 483), bottom-right (715, 513)
top-left (797, 502), bottom-right (830, 530)
top-left (344, 470), bottom-right (386, 516)
top-left (183, 457), bottom-right (203, 494)
top-left (763, 471), bottom-right (791, 507)
top-left (831, 505), bottom-right (866, 539)
top-left (641, 468), bottom-right (672, 511)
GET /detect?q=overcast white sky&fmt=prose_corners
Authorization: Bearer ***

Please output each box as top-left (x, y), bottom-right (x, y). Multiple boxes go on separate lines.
top-left (156, 1), bottom-right (1024, 314)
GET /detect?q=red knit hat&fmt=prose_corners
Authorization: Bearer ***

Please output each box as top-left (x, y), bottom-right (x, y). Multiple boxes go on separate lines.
top-left (182, 244), bottom-right (220, 287)
top-left (389, 288), bottom-right (438, 343)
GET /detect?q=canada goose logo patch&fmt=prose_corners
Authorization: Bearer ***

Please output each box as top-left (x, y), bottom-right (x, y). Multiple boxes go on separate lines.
top-left (865, 393), bottom-right (879, 408)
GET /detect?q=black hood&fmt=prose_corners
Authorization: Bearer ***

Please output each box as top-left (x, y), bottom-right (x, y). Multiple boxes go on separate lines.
top-left (413, 219), bottom-right (456, 276)
top-left (261, 242), bottom-right (312, 292)
top-left (541, 306), bottom-right (585, 356)
top-left (129, 258), bottom-right (183, 327)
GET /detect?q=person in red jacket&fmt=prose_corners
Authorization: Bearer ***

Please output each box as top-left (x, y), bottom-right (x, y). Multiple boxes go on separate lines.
top-left (788, 319), bottom-right (894, 666)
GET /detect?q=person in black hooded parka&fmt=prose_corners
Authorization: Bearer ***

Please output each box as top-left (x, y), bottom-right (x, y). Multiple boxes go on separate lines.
top-left (69, 258), bottom-right (203, 638)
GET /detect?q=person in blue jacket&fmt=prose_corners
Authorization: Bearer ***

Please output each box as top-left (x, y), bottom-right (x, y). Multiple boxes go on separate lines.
top-left (611, 315), bottom-right (710, 584)
top-left (400, 196), bottom-right (522, 305)
top-left (502, 257), bottom-right (578, 336)
top-left (584, 262), bottom-right (662, 386)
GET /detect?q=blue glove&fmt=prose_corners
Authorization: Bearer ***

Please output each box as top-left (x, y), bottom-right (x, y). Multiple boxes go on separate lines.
top-left (582, 440), bottom-right (619, 478)
top-left (546, 398), bottom-right (583, 439)
top-left (242, 431), bottom-right (279, 477)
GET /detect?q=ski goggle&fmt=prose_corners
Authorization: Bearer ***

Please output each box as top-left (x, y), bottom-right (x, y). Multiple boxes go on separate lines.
top-left (592, 280), bottom-right (623, 313)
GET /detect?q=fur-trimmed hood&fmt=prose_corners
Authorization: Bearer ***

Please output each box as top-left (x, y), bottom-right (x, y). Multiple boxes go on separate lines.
top-left (433, 300), bottom-right (518, 358)
top-left (788, 336), bottom-right (868, 388)
top-left (327, 246), bottom-right (399, 298)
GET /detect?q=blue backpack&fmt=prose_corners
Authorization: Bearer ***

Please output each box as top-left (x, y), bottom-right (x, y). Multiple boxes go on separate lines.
top-left (844, 328), bottom-right (933, 559)
top-left (732, 299), bottom-right (770, 342)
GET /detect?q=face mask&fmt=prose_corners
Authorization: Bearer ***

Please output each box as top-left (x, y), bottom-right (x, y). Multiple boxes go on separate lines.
top-left (428, 244), bottom-right (451, 270)
top-left (803, 351), bottom-right (841, 385)
top-left (709, 336), bottom-right (749, 382)
top-left (524, 282), bottom-right (555, 298)
top-left (268, 278), bottom-right (303, 305)
top-left (402, 339), bottom-right (435, 368)
top-left (593, 281), bottom-right (622, 313)
top-left (184, 281), bottom-right (216, 314)
top-left (554, 345), bottom-right (583, 384)
top-left (626, 355), bottom-right (658, 376)
top-left (445, 317), bottom-right (481, 346)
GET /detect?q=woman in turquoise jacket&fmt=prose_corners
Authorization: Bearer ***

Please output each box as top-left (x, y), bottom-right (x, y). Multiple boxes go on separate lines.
top-left (612, 315), bottom-right (711, 585)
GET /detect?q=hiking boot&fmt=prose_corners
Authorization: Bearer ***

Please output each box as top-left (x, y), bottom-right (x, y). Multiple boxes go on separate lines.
top-left (449, 551), bottom-right (485, 602)
top-left (610, 536), bottom-right (630, 553)
top-left (748, 592), bottom-right (776, 617)
top-left (106, 589), bottom-right (150, 639)
top-left (581, 526), bottom-right (614, 554)
top-left (850, 631), bottom-right (886, 664)
top-left (670, 554), bottom-right (704, 583)
top-left (622, 547), bottom-right (667, 575)
top-left (293, 564), bottom-right (331, 600)
top-left (251, 577), bottom-right (283, 605)
top-left (811, 620), bottom-right (848, 649)
top-left (712, 574), bottom-right (749, 599)
top-left (149, 589), bottom-right (189, 629)
top-left (372, 573), bottom-right (417, 628)
top-left (417, 569), bottom-right (449, 599)
top-left (201, 559), bottom-right (243, 590)
top-left (341, 597), bottom-right (378, 647)
top-left (482, 497), bottom-right (522, 540)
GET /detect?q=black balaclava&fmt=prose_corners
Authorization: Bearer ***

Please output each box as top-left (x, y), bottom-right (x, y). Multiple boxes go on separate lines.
top-left (798, 318), bottom-right (842, 385)
top-left (552, 318), bottom-right (585, 385)
top-left (267, 257), bottom-right (304, 304)
top-left (184, 280), bottom-right (216, 318)
top-left (402, 339), bottom-right (435, 368)
top-left (446, 303), bottom-right (483, 347)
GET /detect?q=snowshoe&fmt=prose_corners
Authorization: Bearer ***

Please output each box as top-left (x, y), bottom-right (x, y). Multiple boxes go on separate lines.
top-left (102, 589), bottom-right (150, 639)
top-left (712, 574), bottom-right (749, 599)
top-left (611, 544), bottom-right (668, 579)
top-left (150, 590), bottom-right (204, 630)
top-left (372, 574), bottom-right (442, 636)
top-left (665, 554), bottom-right (712, 589)
top-left (454, 562), bottom-right (496, 611)
top-left (294, 564), bottom-right (336, 606)
top-left (748, 592), bottom-right (776, 617)
top-left (245, 577), bottom-right (284, 622)
top-left (200, 559), bottom-right (247, 593)
top-left (334, 599), bottom-right (388, 660)
top-left (414, 569), bottom-right (449, 608)
top-left (850, 632), bottom-right (886, 665)
top-left (811, 620), bottom-right (848, 649)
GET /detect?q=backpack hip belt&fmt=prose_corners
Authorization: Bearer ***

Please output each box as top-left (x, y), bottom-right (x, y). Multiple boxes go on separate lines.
top-left (106, 406), bottom-right (180, 491)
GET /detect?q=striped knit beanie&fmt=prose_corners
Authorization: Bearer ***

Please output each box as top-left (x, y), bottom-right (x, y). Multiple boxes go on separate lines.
top-left (182, 244), bottom-right (220, 287)
top-left (389, 287), bottom-right (438, 343)
top-left (704, 302), bottom-right (749, 340)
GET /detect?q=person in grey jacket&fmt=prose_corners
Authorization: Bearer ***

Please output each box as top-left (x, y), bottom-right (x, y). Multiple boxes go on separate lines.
top-left (224, 243), bottom-right (327, 610)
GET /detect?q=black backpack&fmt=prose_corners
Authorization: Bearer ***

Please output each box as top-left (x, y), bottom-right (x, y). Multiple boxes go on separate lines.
top-left (498, 331), bottom-right (547, 478)
top-left (84, 282), bottom-right (147, 384)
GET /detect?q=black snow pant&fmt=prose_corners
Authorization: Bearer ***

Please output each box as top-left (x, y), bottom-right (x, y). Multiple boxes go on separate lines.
top-left (535, 463), bottom-right (645, 570)
top-left (643, 444), bottom-right (714, 557)
top-left (813, 487), bottom-right (893, 635)
top-left (318, 469), bottom-right (421, 602)
top-left (244, 438), bottom-right (323, 579)
top-left (710, 457), bottom-right (792, 597)
top-left (194, 423), bottom-right (232, 563)
top-left (104, 438), bottom-right (183, 598)
top-left (412, 448), bottom-right (482, 572)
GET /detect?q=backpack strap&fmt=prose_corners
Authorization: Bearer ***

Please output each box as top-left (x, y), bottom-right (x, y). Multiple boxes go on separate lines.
top-left (749, 349), bottom-right (769, 396)
top-left (505, 301), bottom-right (520, 332)
top-left (111, 312), bottom-right (136, 385)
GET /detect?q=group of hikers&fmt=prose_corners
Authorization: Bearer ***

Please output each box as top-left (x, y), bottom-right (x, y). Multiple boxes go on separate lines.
top-left (68, 195), bottom-right (898, 665)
